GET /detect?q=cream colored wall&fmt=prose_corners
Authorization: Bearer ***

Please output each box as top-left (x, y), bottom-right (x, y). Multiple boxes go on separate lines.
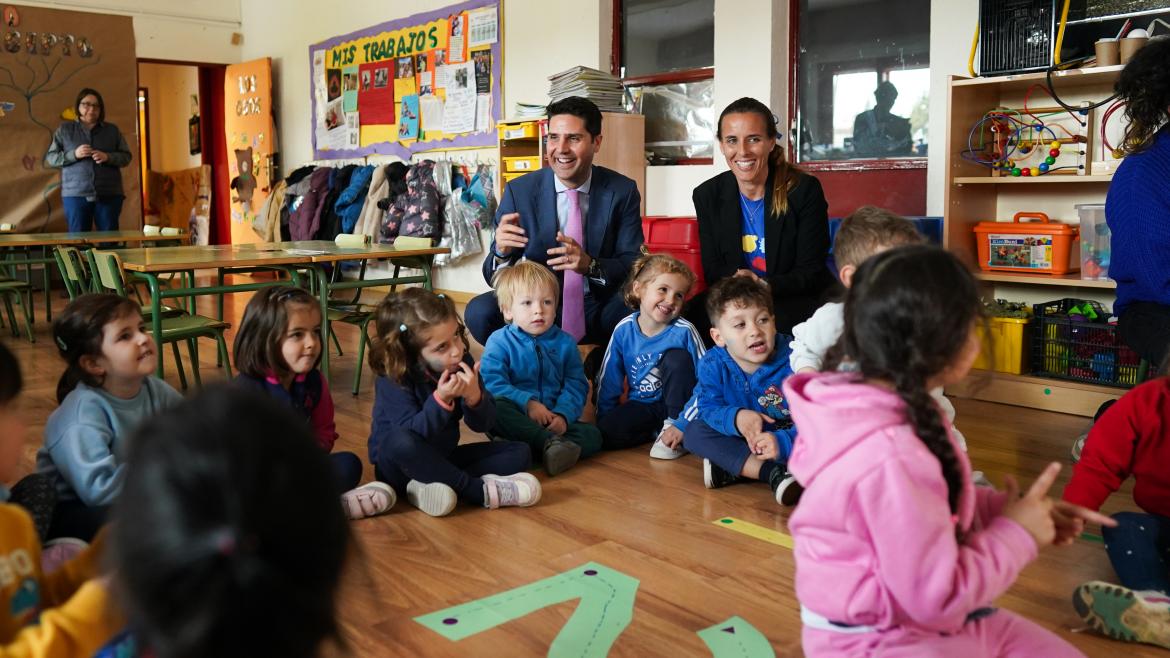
top-left (926, 0), bottom-right (978, 216)
top-left (138, 63), bottom-right (202, 172)
top-left (14, 0), bottom-right (242, 63)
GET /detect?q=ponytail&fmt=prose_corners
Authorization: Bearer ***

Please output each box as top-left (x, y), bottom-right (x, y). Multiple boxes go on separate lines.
top-left (894, 366), bottom-right (963, 512)
top-left (367, 288), bottom-right (465, 384)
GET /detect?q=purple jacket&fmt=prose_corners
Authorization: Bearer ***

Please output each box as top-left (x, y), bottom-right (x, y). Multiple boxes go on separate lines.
top-left (784, 372), bottom-right (1035, 634)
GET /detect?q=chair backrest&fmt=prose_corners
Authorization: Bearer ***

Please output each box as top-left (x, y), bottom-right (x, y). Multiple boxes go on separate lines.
top-left (87, 250), bottom-right (129, 297)
top-left (54, 246), bottom-right (90, 299)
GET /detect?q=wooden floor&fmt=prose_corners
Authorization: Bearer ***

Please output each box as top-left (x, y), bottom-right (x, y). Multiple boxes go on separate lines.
top-left (2, 280), bottom-right (1156, 657)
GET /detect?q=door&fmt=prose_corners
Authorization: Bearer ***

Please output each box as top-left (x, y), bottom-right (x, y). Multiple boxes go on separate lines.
top-left (224, 58), bottom-right (277, 244)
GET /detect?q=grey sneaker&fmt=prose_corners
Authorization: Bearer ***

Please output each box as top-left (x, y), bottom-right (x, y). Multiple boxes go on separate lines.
top-left (542, 437), bottom-right (582, 476)
top-left (405, 480), bottom-right (458, 517)
top-left (341, 482), bottom-right (396, 520)
top-left (482, 473), bottom-right (542, 508)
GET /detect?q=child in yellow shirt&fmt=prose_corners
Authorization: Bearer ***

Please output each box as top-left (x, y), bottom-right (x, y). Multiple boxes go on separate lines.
top-left (0, 342), bottom-right (122, 656)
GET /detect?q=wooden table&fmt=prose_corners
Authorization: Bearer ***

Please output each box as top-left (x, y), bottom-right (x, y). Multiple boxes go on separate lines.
top-left (112, 240), bottom-right (448, 379)
top-left (0, 230), bottom-right (187, 322)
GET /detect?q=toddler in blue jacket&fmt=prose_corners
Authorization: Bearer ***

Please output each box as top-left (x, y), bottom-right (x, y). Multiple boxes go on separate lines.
top-left (683, 276), bottom-right (802, 506)
top-left (481, 261), bottom-right (602, 476)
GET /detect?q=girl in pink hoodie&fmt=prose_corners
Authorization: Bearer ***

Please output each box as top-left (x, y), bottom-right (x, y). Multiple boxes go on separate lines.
top-left (784, 245), bottom-right (1114, 657)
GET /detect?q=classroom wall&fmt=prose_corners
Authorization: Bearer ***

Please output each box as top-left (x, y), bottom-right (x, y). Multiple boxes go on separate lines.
top-left (13, 0), bottom-right (242, 63)
top-left (138, 63), bottom-right (202, 172)
top-left (925, 0), bottom-right (978, 216)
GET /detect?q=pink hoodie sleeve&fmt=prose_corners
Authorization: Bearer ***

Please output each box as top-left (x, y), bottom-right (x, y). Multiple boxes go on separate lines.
top-left (973, 487), bottom-right (1010, 529)
top-left (310, 376), bottom-right (339, 452)
top-left (855, 455), bottom-right (1039, 632)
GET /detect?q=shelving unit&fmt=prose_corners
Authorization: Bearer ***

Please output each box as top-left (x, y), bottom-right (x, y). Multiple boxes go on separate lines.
top-left (943, 66), bottom-right (1126, 417)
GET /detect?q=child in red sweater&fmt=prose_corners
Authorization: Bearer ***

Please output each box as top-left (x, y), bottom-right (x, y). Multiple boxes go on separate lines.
top-left (1063, 377), bottom-right (1170, 650)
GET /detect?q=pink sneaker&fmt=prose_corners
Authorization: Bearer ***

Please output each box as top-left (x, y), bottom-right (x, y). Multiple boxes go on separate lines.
top-left (482, 473), bottom-right (542, 509)
top-left (42, 537), bottom-right (88, 574)
top-left (340, 482), bottom-right (397, 520)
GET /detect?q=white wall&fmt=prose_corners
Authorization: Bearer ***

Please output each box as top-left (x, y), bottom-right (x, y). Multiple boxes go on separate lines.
top-left (138, 63), bottom-right (202, 172)
top-left (926, 0), bottom-right (978, 215)
top-left (14, 0), bottom-right (241, 63)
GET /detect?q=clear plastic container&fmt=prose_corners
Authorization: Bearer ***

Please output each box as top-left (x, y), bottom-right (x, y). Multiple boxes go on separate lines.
top-left (1076, 203), bottom-right (1110, 280)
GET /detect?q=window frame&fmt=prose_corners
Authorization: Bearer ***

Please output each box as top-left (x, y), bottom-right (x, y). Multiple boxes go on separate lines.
top-left (612, 0), bottom-right (715, 165)
top-left (786, 0), bottom-right (928, 173)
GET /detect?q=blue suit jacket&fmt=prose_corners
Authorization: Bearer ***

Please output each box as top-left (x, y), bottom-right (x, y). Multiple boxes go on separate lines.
top-left (481, 166), bottom-right (643, 299)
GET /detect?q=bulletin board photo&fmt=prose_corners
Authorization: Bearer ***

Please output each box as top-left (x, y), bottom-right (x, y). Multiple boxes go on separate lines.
top-left (308, 0), bottom-right (501, 160)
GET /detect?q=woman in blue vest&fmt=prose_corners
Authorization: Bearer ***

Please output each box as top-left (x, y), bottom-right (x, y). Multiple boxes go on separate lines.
top-left (45, 88), bottom-right (133, 232)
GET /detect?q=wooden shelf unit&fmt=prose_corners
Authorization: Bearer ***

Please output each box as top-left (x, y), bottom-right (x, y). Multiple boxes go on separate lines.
top-left (943, 68), bottom-right (1125, 415)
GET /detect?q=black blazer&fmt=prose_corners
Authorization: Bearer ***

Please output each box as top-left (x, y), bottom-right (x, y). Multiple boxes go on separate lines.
top-left (481, 166), bottom-right (643, 300)
top-left (692, 169), bottom-right (834, 333)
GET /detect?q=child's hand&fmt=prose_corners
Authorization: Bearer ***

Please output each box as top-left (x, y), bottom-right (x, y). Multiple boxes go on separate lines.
top-left (1002, 462), bottom-right (1062, 547)
top-left (436, 368), bottom-right (465, 405)
top-left (1049, 500), bottom-right (1118, 546)
top-left (527, 400), bottom-right (555, 426)
top-left (735, 410), bottom-right (774, 442)
top-left (455, 362), bottom-right (483, 406)
top-left (546, 415), bottom-right (568, 436)
top-left (658, 424), bottom-right (683, 448)
top-left (752, 434), bottom-right (779, 460)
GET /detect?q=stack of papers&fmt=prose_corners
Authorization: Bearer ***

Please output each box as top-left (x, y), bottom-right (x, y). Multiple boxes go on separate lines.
top-left (547, 66), bottom-right (626, 113)
top-left (514, 102), bottom-right (546, 119)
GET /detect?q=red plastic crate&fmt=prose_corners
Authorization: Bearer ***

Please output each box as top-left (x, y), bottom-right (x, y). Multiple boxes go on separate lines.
top-left (643, 216), bottom-right (699, 247)
top-left (644, 243), bottom-right (706, 298)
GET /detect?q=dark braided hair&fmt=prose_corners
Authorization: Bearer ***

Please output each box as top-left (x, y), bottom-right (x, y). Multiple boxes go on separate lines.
top-left (1116, 36), bottom-right (1170, 156)
top-left (827, 245), bottom-right (982, 512)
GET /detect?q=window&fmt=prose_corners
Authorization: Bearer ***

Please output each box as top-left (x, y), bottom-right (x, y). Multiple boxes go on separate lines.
top-left (615, 0), bottom-right (714, 164)
top-left (793, 0), bottom-right (930, 164)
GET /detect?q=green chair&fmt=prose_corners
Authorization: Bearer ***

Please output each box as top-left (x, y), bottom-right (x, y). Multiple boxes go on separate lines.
top-left (88, 249), bottom-right (232, 389)
top-left (54, 245), bottom-right (93, 299)
top-left (0, 278), bottom-right (34, 342)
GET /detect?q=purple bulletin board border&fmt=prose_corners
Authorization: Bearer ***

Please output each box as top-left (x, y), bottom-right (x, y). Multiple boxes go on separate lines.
top-left (309, 0), bottom-right (502, 161)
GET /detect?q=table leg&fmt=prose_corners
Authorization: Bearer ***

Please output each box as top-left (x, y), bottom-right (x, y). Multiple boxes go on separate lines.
top-left (313, 265), bottom-right (331, 380)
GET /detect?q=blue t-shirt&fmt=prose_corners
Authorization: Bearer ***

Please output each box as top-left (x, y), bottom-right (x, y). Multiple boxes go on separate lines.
top-left (740, 193), bottom-right (767, 276)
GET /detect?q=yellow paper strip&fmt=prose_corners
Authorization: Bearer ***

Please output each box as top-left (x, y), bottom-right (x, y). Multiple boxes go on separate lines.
top-left (714, 516), bottom-right (794, 549)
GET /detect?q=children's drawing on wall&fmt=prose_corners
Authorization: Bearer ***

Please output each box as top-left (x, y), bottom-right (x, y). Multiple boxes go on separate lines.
top-left (230, 146), bottom-right (256, 210)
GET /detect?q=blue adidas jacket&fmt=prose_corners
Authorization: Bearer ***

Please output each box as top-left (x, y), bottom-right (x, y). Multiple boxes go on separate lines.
top-left (480, 323), bottom-right (588, 423)
top-left (596, 313), bottom-right (705, 418)
top-left (695, 340), bottom-right (797, 456)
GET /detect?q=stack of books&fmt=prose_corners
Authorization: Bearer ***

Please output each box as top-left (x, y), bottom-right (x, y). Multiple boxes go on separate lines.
top-left (547, 66), bottom-right (626, 113)
top-left (513, 102), bottom-right (546, 119)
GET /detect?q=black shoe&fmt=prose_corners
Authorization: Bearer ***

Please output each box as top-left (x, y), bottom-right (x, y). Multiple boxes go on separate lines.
top-left (583, 345), bottom-right (603, 382)
top-left (770, 469), bottom-right (804, 507)
top-left (543, 437), bottom-right (582, 476)
top-left (703, 459), bottom-right (740, 489)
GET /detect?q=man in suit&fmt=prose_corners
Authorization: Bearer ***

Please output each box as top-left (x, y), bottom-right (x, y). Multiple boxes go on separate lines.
top-left (465, 96), bottom-right (643, 347)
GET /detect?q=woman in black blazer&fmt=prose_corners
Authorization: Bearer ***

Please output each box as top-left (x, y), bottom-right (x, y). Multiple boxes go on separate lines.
top-left (688, 97), bottom-right (835, 340)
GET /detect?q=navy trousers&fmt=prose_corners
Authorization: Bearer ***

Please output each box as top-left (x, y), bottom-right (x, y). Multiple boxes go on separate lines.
top-left (597, 349), bottom-right (697, 450)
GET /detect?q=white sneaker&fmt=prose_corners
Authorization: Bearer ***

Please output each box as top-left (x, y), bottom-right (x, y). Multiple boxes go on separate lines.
top-left (405, 480), bottom-right (458, 517)
top-left (972, 470), bottom-right (991, 487)
top-left (650, 421), bottom-right (687, 460)
top-left (482, 473), bottom-right (542, 508)
top-left (340, 482), bottom-right (397, 520)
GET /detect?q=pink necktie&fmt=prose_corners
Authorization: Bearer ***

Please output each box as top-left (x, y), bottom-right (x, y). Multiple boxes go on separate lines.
top-left (562, 188), bottom-right (585, 341)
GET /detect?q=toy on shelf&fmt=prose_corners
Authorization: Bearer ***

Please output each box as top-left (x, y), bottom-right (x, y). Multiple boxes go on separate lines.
top-left (961, 85), bottom-right (1092, 178)
top-left (973, 211), bottom-right (1079, 274)
top-left (1031, 298), bottom-right (1141, 388)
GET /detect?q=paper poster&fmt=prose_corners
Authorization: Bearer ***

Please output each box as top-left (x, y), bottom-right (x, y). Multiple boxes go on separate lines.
top-left (342, 66), bottom-right (358, 112)
top-left (420, 94), bottom-right (444, 131)
top-left (435, 64), bottom-right (452, 90)
top-left (398, 95), bottom-right (420, 140)
top-left (346, 112), bottom-right (360, 148)
top-left (324, 121), bottom-right (347, 150)
top-left (324, 98), bottom-right (344, 130)
top-left (326, 68), bottom-right (342, 101)
top-left (358, 61), bottom-right (395, 125)
top-left (441, 62), bottom-right (476, 133)
top-left (395, 56), bottom-right (415, 79)
top-left (447, 12), bottom-right (467, 63)
top-left (419, 70), bottom-right (434, 96)
top-left (467, 6), bottom-right (498, 48)
top-left (394, 77), bottom-right (418, 101)
top-left (475, 93), bottom-right (491, 131)
top-left (472, 50), bottom-right (491, 94)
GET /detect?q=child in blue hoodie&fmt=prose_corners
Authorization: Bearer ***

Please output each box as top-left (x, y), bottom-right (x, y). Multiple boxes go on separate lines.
top-left (683, 276), bottom-right (802, 506)
top-left (481, 261), bottom-right (602, 476)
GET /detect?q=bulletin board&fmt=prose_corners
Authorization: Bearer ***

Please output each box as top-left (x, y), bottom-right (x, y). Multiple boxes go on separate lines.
top-left (0, 4), bottom-right (141, 231)
top-left (308, 0), bottom-right (502, 161)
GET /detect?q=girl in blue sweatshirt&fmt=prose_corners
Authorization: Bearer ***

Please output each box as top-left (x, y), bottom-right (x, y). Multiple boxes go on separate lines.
top-left (38, 294), bottom-right (183, 541)
top-left (596, 254), bottom-right (706, 458)
top-left (233, 286), bottom-right (395, 521)
top-left (367, 288), bottom-right (539, 517)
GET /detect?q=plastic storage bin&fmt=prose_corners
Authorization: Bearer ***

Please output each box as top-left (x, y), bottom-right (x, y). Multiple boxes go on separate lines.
top-left (641, 216), bottom-right (706, 297)
top-left (1077, 203), bottom-right (1110, 280)
top-left (974, 212), bottom-right (1079, 274)
top-left (502, 156), bottom-right (542, 172)
top-left (1030, 298), bottom-right (1142, 387)
top-left (497, 122), bottom-right (539, 140)
top-left (973, 316), bottom-right (1031, 375)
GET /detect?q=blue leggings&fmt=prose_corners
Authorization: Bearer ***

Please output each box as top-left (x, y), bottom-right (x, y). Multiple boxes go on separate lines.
top-left (1103, 511), bottom-right (1170, 593)
top-left (597, 348), bottom-right (697, 450)
top-left (372, 428), bottom-right (531, 508)
top-left (682, 418), bottom-right (787, 476)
